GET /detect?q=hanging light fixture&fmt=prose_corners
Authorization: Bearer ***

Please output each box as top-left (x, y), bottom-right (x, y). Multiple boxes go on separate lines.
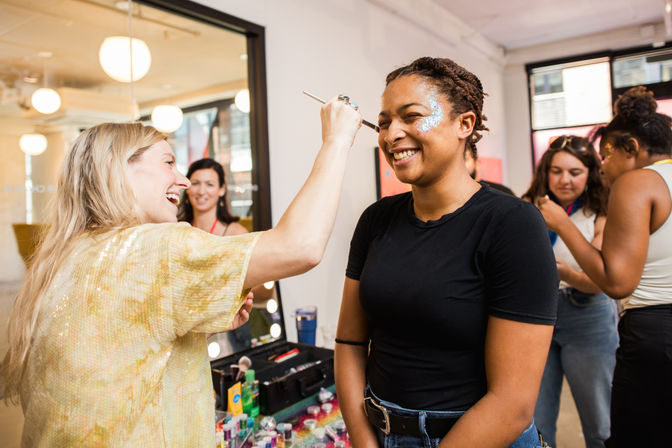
top-left (19, 134), bottom-right (48, 156)
top-left (151, 105), bottom-right (184, 133)
top-left (31, 88), bottom-right (61, 114)
top-left (99, 36), bottom-right (151, 82)
top-left (31, 52), bottom-right (61, 114)
top-left (234, 89), bottom-right (250, 113)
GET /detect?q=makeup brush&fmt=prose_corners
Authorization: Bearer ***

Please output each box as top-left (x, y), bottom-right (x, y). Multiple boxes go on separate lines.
top-left (302, 90), bottom-right (380, 133)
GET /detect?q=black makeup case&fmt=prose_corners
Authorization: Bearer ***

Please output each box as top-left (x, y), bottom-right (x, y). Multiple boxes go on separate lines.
top-left (209, 289), bottom-right (335, 415)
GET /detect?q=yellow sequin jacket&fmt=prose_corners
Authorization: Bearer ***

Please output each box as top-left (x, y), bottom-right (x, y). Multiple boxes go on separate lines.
top-left (20, 223), bottom-right (260, 447)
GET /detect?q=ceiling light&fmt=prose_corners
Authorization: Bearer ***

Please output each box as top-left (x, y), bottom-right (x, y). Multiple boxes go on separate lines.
top-left (234, 89), bottom-right (250, 114)
top-left (31, 88), bottom-right (61, 114)
top-left (151, 105), bottom-right (184, 133)
top-left (19, 134), bottom-right (48, 156)
top-left (99, 36), bottom-right (151, 82)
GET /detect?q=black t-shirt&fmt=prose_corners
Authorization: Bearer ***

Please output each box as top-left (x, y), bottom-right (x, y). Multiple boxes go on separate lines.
top-left (346, 185), bottom-right (558, 411)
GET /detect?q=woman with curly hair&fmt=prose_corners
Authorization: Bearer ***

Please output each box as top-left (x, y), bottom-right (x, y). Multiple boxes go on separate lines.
top-left (523, 136), bottom-right (617, 448)
top-left (537, 86), bottom-right (672, 446)
top-left (335, 56), bottom-right (559, 447)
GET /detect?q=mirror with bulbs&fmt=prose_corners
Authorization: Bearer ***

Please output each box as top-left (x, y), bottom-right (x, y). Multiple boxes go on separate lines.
top-left (0, 0), bottom-right (282, 356)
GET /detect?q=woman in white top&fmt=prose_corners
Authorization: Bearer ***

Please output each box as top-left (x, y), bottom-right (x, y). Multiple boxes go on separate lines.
top-left (537, 86), bottom-right (672, 447)
top-left (523, 135), bottom-right (617, 448)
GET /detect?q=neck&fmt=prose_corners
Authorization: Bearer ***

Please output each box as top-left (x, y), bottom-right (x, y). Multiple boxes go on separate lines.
top-left (412, 171), bottom-right (481, 222)
top-left (191, 208), bottom-right (218, 232)
top-left (648, 154), bottom-right (672, 165)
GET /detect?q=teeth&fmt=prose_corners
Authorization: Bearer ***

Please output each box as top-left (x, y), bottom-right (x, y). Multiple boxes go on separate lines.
top-left (165, 193), bottom-right (180, 205)
top-left (393, 149), bottom-right (419, 160)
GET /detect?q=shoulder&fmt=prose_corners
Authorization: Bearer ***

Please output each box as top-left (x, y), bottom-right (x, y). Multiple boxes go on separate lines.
top-left (480, 180), bottom-right (515, 196)
top-left (361, 192), bottom-right (411, 220)
top-left (224, 222), bottom-right (250, 236)
top-left (611, 168), bottom-right (665, 202)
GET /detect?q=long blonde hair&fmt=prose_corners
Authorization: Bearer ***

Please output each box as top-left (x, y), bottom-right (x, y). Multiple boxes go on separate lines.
top-left (2, 122), bottom-right (165, 402)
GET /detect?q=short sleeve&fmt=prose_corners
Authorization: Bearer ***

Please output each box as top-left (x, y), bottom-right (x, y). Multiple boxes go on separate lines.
top-left (483, 202), bottom-right (559, 324)
top-left (167, 225), bottom-right (261, 335)
top-left (346, 206), bottom-right (374, 280)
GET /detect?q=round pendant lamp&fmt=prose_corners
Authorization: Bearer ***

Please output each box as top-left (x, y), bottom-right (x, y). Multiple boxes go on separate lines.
top-left (19, 134), bottom-right (48, 156)
top-left (151, 105), bottom-right (184, 133)
top-left (99, 36), bottom-right (151, 82)
top-left (31, 88), bottom-right (61, 114)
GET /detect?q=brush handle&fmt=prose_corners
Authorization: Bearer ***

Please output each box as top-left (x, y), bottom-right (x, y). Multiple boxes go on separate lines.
top-left (302, 90), bottom-right (380, 133)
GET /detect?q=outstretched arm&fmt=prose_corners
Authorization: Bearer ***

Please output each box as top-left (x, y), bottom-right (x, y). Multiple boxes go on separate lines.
top-left (244, 99), bottom-right (361, 289)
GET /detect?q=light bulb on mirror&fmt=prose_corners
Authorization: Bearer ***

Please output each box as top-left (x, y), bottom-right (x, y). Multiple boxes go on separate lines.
top-left (266, 299), bottom-right (278, 314)
top-left (270, 323), bottom-right (282, 338)
top-left (207, 341), bottom-right (221, 359)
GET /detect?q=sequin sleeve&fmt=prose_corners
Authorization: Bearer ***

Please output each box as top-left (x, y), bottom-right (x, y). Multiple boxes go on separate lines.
top-left (166, 224), bottom-right (261, 336)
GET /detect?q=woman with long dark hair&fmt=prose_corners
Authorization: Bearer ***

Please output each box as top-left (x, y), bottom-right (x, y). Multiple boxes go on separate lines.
top-left (537, 86), bottom-right (672, 446)
top-left (523, 136), bottom-right (617, 448)
top-left (178, 158), bottom-right (248, 236)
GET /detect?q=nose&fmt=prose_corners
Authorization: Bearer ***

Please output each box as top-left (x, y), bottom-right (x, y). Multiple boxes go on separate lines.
top-left (383, 119), bottom-right (406, 146)
top-left (176, 171), bottom-right (190, 190)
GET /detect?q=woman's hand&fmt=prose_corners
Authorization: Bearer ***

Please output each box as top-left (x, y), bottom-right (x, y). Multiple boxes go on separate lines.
top-left (230, 293), bottom-right (254, 330)
top-left (555, 258), bottom-right (573, 281)
top-left (535, 195), bottom-right (568, 232)
top-left (320, 96), bottom-right (362, 146)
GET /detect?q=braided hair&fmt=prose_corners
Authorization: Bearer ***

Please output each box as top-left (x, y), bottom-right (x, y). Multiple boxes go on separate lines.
top-left (603, 86), bottom-right (672, 156)
top-left (385, 57), bottom-right (488, 158)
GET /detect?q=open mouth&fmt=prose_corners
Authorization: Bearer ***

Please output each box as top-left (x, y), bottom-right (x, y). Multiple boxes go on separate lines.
top-left (392, 149), bottom-right (420, 161)
top-left (165, 193), bottom-right (180, 205)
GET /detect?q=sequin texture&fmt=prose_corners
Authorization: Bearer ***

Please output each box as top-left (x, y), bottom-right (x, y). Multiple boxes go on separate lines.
top-left (417, 96), bottom-right (444, 134)
top-left (19, 222), bottom-right (260, 447)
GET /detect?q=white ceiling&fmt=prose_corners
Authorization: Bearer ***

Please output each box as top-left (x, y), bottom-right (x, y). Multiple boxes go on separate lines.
top-left (0, 0), bottom-right (247, 122)
top-left (439, 0), bottom-right (666, 50)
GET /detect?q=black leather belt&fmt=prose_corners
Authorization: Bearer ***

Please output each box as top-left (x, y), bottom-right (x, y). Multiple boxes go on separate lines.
top-left (364, 397), bottom-right (459, 438)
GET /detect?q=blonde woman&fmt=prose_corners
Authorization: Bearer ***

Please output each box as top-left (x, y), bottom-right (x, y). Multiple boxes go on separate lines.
top-left (3, 97), bottom-right (361, 446)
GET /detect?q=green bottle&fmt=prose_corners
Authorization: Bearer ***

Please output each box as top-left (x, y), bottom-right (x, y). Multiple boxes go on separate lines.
top-left (242, 369), bottom-right (255, 415)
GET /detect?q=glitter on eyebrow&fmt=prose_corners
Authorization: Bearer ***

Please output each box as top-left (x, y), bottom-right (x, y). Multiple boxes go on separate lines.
top-left (417, 97), bottom-right (444, 134)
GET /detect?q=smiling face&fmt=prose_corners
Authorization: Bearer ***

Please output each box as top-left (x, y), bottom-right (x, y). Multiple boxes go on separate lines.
top-left (126, 140), bottom-right (190, 224)
top-left (186, 168), bottom-right (225, 215)
top-left (378, 75), bottom-right (470, 187)
top-left (547, 151), bottom-right (589, 207)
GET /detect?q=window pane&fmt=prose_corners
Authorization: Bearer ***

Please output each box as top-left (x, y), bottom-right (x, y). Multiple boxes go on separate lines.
top-left (532, 125), bottom-right (604, 167)
top-left (530, 59), bottom-right (612, 130)
top-left (613, 48), bottom-right (672, 89)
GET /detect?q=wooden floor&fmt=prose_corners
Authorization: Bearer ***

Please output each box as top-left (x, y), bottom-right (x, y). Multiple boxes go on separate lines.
top-left (0, 281), bottom-right (587, 447)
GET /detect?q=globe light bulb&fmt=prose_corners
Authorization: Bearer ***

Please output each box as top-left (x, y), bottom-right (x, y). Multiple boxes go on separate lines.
top-left (19, 134), bottom-right (48, 155)
top-left (151, 105), bottom-right (184, 133)
top-left (99, 36), bottom-right (152, 82)
top-left (31, 88), bottom-right (61, 114)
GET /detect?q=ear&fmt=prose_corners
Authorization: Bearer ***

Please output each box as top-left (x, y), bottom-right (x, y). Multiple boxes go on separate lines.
top-left (456, 111), bottom-right (476, 140)
top-left (219, 184), bottom-right (226, 197)
top-left (625, 137), bottom-right (640, 159)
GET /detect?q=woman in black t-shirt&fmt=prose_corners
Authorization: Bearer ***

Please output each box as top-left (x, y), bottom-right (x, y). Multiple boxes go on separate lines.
top-left (334, 57), bottom-right (559, 448)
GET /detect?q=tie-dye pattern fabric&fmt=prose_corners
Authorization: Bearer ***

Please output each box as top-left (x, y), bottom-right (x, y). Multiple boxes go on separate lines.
top-left (19, 222), bottom-right (260, 447)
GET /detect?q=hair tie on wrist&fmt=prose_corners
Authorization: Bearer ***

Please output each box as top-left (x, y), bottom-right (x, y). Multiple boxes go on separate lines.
top-left (335, 338), bottom-right (369, 346)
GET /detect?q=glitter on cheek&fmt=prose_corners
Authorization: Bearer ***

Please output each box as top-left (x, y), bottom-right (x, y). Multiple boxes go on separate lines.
top-left (417, 97), bottom-right (444, 135)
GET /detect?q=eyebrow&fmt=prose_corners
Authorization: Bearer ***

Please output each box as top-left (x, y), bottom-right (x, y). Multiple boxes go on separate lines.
top-left (378, 102), bottom-right (428, 117)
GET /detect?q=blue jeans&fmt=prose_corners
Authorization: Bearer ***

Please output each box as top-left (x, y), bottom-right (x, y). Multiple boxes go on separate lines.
top-left (369, 388), bottom-right (543, 448)
top-left (535, 289), bottom-right (618, 448)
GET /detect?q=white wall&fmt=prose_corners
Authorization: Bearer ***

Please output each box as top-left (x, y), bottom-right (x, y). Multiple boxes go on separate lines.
top-left (195, 0), bottom-right (509, 343)
top-left (503, 22), bottom-right (669, 195)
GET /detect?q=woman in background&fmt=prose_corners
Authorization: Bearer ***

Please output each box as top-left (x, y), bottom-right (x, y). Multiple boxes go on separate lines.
top-left (523, 135), bottom-right (617, 448)
top-left (179, 157), bottom-right (273, 353)
top-left (179, 158), bottom-right (249, 237)
top-left (335, 56), bottom-right (558, 448)
top-left (537, 86), bottom-right (672, 446)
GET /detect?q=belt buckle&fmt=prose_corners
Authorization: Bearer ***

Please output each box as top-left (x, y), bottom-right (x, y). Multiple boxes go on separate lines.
top-left (365, 397), bottom-right (391, 435)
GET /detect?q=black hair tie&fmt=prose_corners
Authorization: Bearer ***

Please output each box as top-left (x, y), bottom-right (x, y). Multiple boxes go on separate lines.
top-left (335, 338), bottom-right (369, 346)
